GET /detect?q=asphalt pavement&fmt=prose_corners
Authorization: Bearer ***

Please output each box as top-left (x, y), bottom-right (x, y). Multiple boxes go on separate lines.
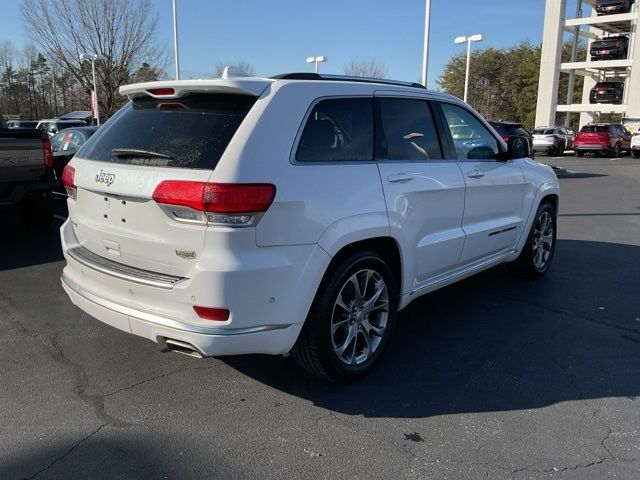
top-left (1, 154), bottom-right (639, 479)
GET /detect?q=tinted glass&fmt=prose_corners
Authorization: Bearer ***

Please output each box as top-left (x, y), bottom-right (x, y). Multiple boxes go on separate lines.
top-left (533, 129), bottom-right (555, 135)
top-left (79, 94), bottom-right (256, 169)
top-left (441, 103), bottom-right (499, 160)
top-left (376, 98), bottom-right (442, 161)
top-left (580, 125), bottom-right (608, 133)
top-left (296, 98), bottom-right (373, 162)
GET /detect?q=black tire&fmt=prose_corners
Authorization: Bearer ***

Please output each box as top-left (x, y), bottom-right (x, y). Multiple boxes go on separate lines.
top-left (575, 150), bottom-right (584, 157)
top-left (292, 250), bottom-right (398, 382)
top-left (17, 192), bottom-right (53, 229)
top-left (611, 143), bottom-right (621, 158)
top-left (508, 201), bottom-right (557, 279)
top-left (632, 150), bottom-right (640, 159)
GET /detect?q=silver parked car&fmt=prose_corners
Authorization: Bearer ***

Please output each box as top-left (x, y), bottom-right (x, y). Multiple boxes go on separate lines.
top-left (532, 126), bottom-right (575, 156)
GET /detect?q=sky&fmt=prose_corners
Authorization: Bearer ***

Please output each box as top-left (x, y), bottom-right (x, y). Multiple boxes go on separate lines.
top-left (3, 0), bottom-right (563, 89)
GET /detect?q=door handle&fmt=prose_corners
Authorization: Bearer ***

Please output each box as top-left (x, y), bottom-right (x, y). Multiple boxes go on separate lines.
top-left (467, 170), bottom-right (485, 179)
top-left (388, 173), bottom-right (414, 183)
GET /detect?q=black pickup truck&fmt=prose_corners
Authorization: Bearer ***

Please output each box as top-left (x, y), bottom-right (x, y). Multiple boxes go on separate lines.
top-left (1, 114), bottom-right (57, 227)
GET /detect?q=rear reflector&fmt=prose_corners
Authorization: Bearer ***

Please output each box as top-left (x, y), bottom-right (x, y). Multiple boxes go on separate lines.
top-left (43, 137), bottom-right (54, 168)
top-left (153, 181), bottom-right (276, 214)
top-left (148, 88), bottom-right (175, 96)
top-left (193, 306), bottom-right (230, 321)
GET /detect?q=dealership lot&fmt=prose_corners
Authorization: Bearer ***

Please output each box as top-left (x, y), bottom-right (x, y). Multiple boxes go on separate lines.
top-left (1, 155), bottom-right (638, 479)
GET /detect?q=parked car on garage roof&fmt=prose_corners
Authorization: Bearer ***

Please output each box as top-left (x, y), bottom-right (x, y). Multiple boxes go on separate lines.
top-left (595, 0), bottom-right (634, 15)
top-left (590, 81), bottom-right (625, 104)
top-left (590, 36), bottom-right (629, 61)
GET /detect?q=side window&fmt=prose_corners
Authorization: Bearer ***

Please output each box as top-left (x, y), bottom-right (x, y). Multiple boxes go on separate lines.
top-left (440, 102), bottom-right (500, 160)
top-left (375, 98), bottom-right (443, 161)
top-left (295, 98), bottom-right (373, 162)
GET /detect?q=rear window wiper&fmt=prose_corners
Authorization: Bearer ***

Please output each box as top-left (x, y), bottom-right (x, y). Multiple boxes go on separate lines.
top-left (112, 148), bottom-right (172, 160)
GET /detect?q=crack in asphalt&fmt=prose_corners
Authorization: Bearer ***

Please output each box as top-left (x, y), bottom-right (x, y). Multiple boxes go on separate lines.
top-left (23, 424), bottom-right (107, 480)
top-left (102, 360), bottom-right (224, 398)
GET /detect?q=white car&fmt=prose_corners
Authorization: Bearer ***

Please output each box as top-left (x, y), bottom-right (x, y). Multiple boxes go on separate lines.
top-left (632, 127), bottom-right (640, 158)
top-left (60, 71), bottom-right (559, 381)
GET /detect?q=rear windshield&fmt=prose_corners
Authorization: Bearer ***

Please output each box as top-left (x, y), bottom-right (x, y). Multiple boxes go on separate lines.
top-left (491, 123), bottom-right (528, 137)
top-left (533, 129), bottom-right (555, 135)
top-left (580, 125), bottom-right (609, 133)
top-left (79, 94), bottom-right (256, 169)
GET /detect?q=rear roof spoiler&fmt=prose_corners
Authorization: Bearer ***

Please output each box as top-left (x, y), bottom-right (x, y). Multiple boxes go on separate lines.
top-left (119, 79), bottom-right (273, 100)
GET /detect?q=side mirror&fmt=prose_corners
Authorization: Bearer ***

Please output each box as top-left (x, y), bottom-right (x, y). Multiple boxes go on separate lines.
top-left (507, 136), bottom-right (530, 159)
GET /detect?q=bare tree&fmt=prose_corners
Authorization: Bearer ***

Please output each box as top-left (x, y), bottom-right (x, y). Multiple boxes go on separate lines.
top-left (21, 0), bottom-right (166, 120)
top-left (214, 61), bottom-right (255, 78)
top-left (344, 58), bottom-right (387, 79)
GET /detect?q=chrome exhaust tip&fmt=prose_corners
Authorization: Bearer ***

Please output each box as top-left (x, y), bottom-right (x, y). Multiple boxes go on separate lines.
top-left (164, 339), bottom-right (204, 359)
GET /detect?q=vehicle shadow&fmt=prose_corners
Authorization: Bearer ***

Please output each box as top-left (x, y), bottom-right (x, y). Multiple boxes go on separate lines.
top-left (1, 435), bottom-right (242, 480)
top-left (224, 239), bottom-right (640, 419)
top-left (0, 201), bottom-right (66, 271)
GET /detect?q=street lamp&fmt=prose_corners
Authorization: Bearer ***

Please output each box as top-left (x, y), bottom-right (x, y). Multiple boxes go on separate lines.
top-left (421, 0), bottom-right (432, 87)
top-left (454, 34), bottom-right (483, 103)
top-left (306, 55), bottom-right (327, 74)
top-left (80, 53), bottom-right (106, 126)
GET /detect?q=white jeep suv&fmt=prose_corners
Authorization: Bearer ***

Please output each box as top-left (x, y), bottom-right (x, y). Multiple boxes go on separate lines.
top-left (60, 72), bottom-right (559, 381)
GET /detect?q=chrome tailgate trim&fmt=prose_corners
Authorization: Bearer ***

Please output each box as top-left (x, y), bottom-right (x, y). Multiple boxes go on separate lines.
top-left (67, 245), bottom-right (185, 289)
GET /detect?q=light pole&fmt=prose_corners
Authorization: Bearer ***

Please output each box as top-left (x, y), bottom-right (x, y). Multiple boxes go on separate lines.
top-left (80, 53), bottom-right (106, 126)
top-left (172, 0), bottom-right (180, 80)
top-left (306, 55), bottom-right (327, 74)
top-left (421, 0), bottom-right (432, 87)
top-left (454, 34), bottom-right (483, 103)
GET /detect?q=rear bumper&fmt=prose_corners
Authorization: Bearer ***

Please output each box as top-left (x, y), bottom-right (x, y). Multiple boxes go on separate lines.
top-left (61, 272), bottom-right (302, 356)
top-left (533, 144), bottom-right (559, 153)
top-left (574, 144), bottom-right (608, 151)
top-left (60, 218), bottom-right (331, 356)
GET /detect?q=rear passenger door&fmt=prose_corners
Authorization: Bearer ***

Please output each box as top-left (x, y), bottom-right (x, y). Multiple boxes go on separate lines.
top-left (374, 94), bottom-right (466, 290)
top-left (436, 101), bottom-right (527, 266)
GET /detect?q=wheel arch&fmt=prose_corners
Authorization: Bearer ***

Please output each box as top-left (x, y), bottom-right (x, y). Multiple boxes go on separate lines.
top-left (320, 236), bottom-right (403, 302)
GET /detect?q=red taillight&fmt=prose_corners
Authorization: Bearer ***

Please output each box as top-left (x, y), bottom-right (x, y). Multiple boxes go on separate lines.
top-left (148, 88), bottom-right (175, 96)
top-left (193, 306), bottom-right (230, 321)
top-left (62, 165), bottom-right (76, 200)
top-left (502, 136), bottom-right (510, 142)
top-left (153, 181), bottom-right (276, 214)
top-left (42, 137), bottom-right (54, 168)
top-left (62, 164), bottom-right (75, 187)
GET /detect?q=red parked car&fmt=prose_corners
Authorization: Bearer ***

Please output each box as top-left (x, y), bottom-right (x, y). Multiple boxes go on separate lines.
top-left (574, 123), bottom-right (632, 157)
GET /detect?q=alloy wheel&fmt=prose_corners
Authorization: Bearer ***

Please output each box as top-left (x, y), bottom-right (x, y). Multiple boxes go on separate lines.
top-left (532, 211), bottom-right (554, 270)
top-left (330, 269), bottom-right (389, 366)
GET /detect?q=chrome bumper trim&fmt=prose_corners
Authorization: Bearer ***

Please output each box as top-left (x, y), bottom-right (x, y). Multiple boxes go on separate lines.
top-left (61, 273), bottom-right (291, 336)
top-left (67, 245), bottom-right (185, 289)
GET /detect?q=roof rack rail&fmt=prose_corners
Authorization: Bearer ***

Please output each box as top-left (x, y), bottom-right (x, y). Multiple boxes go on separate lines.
top-left (270, 73), bottom-right (426, 89)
